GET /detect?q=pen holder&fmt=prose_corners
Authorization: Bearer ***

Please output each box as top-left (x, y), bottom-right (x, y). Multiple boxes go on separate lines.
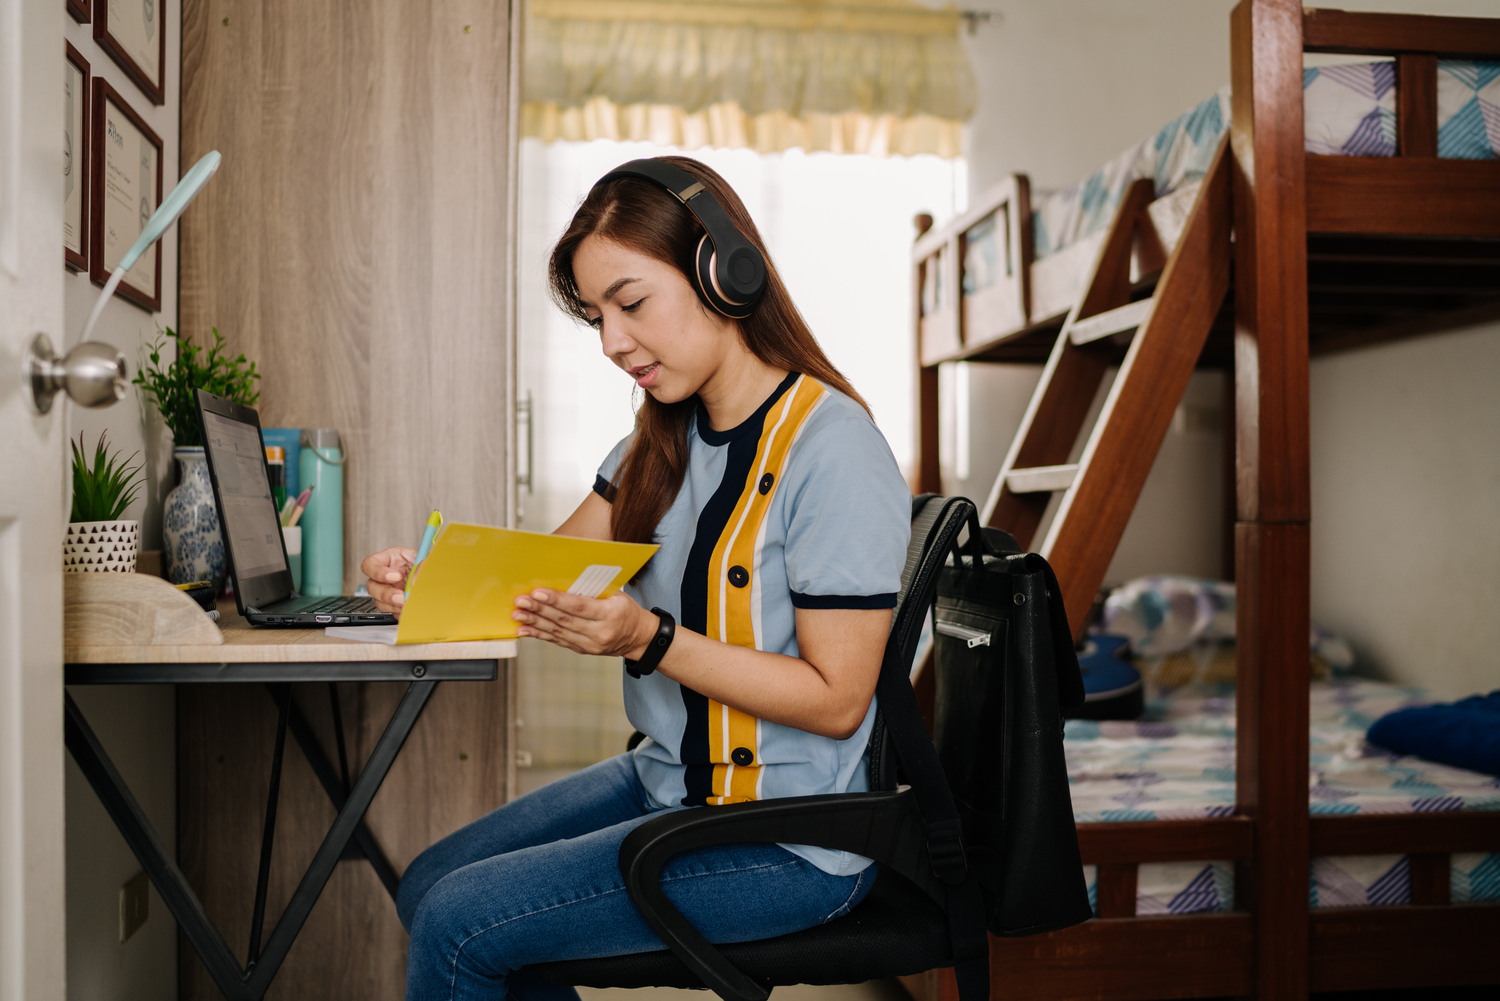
top-left (282, 525), bottom-right (303, 593)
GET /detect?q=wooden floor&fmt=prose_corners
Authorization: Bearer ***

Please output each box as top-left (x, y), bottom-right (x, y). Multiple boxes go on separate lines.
top-left (576, 981), bottom-right (1500, 1001)
top-left (580, 980), bottom-right (911, 1001)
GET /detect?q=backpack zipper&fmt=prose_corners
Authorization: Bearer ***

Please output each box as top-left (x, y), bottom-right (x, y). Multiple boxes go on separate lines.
top-left (935, 619), bottom-right (993, 649)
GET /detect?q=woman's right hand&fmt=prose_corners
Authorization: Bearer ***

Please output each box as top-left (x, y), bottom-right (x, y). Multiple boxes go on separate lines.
top-left (361, 547), bottom-right (418, 616)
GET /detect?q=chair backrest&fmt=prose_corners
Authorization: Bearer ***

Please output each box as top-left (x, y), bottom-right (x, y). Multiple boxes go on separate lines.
top-left (867, 494), bottom-right (975, 792)
top-left (869, 495), bottom-right (1088, 947)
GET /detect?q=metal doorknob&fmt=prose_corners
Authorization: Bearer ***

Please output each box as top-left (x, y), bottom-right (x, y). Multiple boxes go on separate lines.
top-left (25, 332), bottom-right (128, 414)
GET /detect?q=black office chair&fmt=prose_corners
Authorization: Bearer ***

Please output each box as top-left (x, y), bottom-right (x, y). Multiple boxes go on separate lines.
top-left (533, 495), bottom-right (993, 1001)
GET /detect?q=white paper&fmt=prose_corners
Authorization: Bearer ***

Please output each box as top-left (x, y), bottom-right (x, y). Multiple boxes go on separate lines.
top-left (325, 625), bottom-right (399, 645)
top-left (64, 60), bottom-right (84, 255)
top-left (566, 564), bottom-right (622, 599)
top-left (108, 0), bottom-right (160, 87)
top-left (100, 95), bottom-right (156, 295)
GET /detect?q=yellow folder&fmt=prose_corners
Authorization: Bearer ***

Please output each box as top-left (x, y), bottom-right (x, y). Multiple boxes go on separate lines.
top-left (395, 523), bottom-right (659, 644)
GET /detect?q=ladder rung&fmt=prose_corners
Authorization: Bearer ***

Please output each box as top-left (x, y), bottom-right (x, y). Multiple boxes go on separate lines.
top-left (1006, 464), bottom-right (1079, 493)
top-left (1068, 298), bottom-right (1155, 345)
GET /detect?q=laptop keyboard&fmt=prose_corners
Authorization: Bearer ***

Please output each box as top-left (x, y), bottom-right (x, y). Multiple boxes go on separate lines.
top-left (301, 596), bottom-right (380, 614)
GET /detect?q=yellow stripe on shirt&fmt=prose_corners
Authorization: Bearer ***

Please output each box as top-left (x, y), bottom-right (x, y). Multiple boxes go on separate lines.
top-left (702, 375), bottom-right (829, 804)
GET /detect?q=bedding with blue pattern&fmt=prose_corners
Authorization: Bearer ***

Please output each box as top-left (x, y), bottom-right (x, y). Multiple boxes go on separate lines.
top-left (1068, 677), bottom-right (1500, 915)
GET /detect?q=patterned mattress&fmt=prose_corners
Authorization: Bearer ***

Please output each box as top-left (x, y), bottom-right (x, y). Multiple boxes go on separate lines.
top-left (960, 59), bottom-right (1500, 301)
top-left (1066, 677), bottom-right (1500, 915)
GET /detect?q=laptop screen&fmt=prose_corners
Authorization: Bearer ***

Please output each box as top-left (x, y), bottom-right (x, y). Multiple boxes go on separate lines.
top-left (201, 409), bottom-right (289, 582)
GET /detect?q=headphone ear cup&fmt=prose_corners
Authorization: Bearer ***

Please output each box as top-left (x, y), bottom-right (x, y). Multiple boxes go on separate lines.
top-left (694, 233), bottom-right (753, 319)
top-left (693, 234), bottom-right (719, 310)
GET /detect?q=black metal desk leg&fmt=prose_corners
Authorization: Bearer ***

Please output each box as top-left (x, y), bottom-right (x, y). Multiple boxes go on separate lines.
top-left (275, 685), bottom-right (401, 901)
top-left (64, 692), bottom-right (254, 1001)
top-left (248, 684), bottom-right (291, 968)
top-left (246, 679), bottom-right (438, 997)
top-left (329, 682), bottom-right (352, 793)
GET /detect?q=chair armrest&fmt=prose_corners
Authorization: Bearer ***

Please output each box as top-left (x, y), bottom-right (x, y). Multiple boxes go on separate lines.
top-left (617, 788), bottom-right (945, 1001)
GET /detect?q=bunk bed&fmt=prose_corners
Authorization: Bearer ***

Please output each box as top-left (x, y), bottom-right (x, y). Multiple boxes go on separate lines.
top-left (903, 4), bottom-right (1500, 999)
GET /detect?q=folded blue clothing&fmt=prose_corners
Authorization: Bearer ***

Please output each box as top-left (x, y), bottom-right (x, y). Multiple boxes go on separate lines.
top-left (1367, 691), bottom-right (1500, 777)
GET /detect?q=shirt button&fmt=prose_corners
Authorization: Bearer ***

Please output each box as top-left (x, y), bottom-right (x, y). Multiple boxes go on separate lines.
top-left (732, 747), bottom-right (754, 766)
top-left (728, 565), bottom-right (749, 588)
top-left (758, 473), bottom-right (774, 495)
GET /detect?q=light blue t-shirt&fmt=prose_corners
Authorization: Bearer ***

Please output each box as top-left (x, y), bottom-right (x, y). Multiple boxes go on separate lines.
top-left (595, 373), bottom-right (911, 876)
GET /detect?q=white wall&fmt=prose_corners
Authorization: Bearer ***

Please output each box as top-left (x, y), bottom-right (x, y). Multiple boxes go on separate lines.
top-left (64, 687), bottom-right (178, 1000)
top-left (960, 0), bottom-right (1236, 200)
top-left (64, 18), bottom-right (179, 548)
top-left (1310, 323), bottom-right (1500, 700)
top-left (63, 3), bottom-right (180, 996)
top-left (950, 0), bottom-right (1500, 696)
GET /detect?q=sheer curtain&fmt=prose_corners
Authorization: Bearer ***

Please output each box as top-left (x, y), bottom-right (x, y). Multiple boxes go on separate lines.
top-left (524, 0), bottom-right (975, 158)
top-left (514, 138), bottom-right (964, 772)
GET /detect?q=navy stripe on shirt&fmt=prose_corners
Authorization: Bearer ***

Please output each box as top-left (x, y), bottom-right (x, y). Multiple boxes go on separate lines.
top-left (678, 373), bottom-right (799, 806)
top-left (790, 591), bottom-right (898, 610)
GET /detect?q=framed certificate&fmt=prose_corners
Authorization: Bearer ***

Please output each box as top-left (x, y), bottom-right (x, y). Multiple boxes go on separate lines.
top-left (90, 79), bottom-right (162, 312)
top-left (94, 0), bottom-right (165, 105)
top-left (68, 0), bottom-right (91, 24)
top-left (65, 43), bottom-right (91, 272)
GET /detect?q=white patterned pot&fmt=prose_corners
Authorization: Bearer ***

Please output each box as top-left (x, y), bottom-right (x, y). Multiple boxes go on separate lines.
top-left (64, 520), bottom-right (140, 573)
top-left (162, 447), bottom-right (227, 587)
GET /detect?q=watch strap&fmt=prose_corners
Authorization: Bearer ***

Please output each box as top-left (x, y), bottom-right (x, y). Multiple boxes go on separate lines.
top-left (625, 607), bottom-right (675, 678)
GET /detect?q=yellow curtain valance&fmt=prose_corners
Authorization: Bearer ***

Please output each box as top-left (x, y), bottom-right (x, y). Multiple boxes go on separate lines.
top-left (532, 0), bottom-right (966, 36)
top-left (523, 0), bottom-right (975, 157)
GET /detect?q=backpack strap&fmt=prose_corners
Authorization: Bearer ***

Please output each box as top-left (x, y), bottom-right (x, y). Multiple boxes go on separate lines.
top-left (877, 496), bottom-right (989, 1001)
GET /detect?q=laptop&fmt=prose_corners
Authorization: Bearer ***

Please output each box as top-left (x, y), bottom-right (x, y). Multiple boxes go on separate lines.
top-left (195, 389), bottom-right (397, 627)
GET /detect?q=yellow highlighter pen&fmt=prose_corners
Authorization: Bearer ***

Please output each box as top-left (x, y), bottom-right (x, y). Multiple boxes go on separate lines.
top-left (405, 509), bottom-right (444, 599)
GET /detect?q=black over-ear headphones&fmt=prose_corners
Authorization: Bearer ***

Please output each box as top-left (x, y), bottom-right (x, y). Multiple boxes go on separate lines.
top-left (593, 159), bottom-right (767, 319)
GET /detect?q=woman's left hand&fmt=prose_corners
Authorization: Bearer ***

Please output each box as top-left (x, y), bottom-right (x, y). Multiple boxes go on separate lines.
top-left (513, 589), bottom-right (656, 659)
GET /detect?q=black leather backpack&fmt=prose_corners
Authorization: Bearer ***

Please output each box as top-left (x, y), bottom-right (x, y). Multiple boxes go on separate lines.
top-left (930, 512), bottom-right (1093, 935)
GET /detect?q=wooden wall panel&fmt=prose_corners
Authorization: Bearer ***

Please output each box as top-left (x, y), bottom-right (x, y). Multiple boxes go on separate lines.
top-left (179, 1), bottom-right (516, 997)
top-left (180, 0), bottom-right (513, 590)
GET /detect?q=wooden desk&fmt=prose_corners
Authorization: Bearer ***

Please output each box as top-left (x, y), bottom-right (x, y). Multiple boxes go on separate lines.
top-left (65, 602), bottom-right (515, 1001)
top-left (75, 611), bottom-right (517, 664)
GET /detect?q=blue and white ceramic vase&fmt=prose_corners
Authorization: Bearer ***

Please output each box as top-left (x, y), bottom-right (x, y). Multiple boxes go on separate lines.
top-left (162, 447), bottom-right (226, 587)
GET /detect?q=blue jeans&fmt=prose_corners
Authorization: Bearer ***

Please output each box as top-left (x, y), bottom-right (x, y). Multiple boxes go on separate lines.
top-left (398, 754), bottom-right (877, 1001)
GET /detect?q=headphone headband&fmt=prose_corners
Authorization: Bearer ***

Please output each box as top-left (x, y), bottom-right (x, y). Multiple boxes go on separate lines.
top-left (594, 159), bottom-right (767, 319)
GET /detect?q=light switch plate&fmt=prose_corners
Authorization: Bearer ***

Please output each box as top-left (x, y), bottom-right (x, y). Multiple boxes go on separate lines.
top-left (119, 870), bottom-right (149, 943)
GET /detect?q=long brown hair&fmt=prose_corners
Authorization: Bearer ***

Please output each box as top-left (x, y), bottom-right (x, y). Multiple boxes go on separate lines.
top-left (549, 156), bottom-right (869, 545)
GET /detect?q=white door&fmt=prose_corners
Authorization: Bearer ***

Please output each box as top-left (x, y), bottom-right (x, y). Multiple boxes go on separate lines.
top-left (0, 0), bottom-right (68, 997)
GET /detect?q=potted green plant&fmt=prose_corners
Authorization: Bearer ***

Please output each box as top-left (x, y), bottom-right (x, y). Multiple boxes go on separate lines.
top-left (133, 327), bottom-right (261, 585)
top-left (64, 433), bottom-right (144, 573)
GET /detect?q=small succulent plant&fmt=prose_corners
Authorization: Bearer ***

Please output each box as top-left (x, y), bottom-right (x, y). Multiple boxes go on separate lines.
top-left (70, 432), bottom-right (144, 523)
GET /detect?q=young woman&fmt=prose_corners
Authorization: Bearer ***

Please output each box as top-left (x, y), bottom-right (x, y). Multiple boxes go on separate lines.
top-left (360, 156), bottom-right (911, 1001)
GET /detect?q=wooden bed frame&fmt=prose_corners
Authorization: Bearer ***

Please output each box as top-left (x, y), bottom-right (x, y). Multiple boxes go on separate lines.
top-left (902, 4), bottom-right (1500, 999)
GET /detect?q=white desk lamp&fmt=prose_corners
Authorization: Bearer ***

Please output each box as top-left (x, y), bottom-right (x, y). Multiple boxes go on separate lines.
top-left (27, 151), bottom-right (222, 414)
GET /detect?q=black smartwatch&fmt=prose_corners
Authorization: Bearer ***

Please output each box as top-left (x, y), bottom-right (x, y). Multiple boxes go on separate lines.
top-left (625, 607), bottom-right (675, 678)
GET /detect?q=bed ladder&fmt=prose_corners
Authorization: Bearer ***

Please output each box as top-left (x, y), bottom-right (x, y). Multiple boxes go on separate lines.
top-left (981, 135), bottom-right (1233, 637)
